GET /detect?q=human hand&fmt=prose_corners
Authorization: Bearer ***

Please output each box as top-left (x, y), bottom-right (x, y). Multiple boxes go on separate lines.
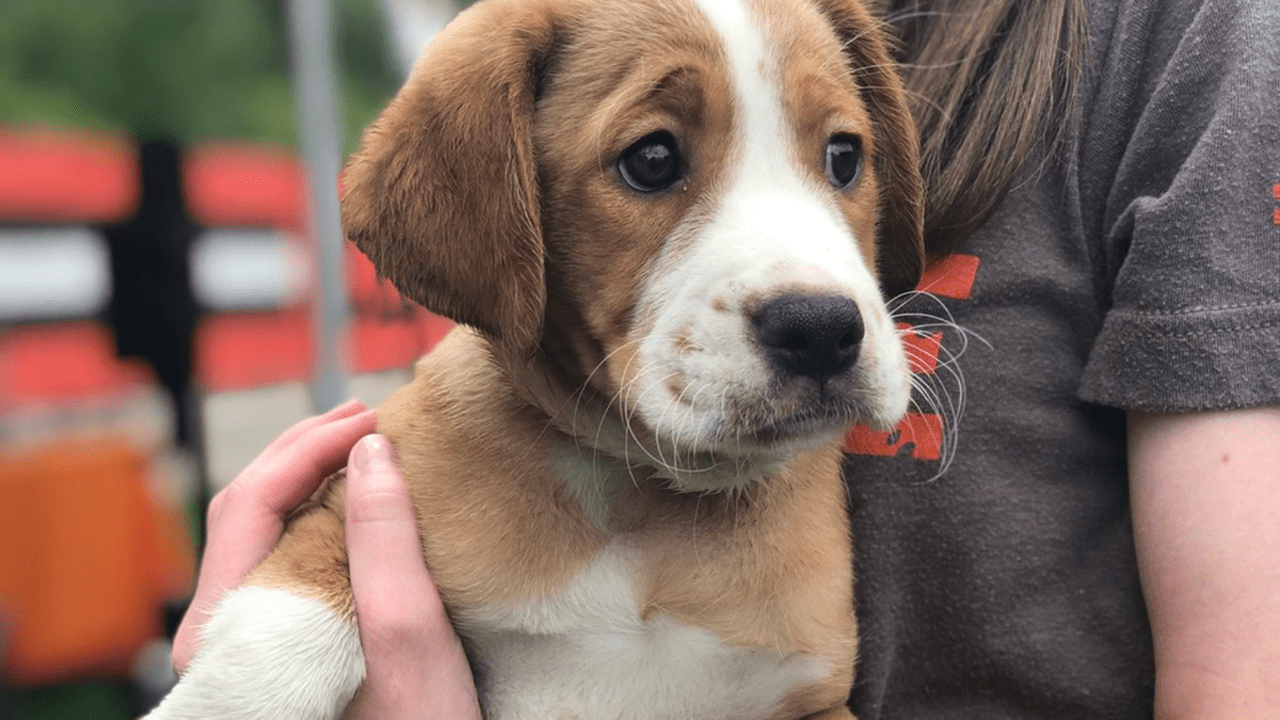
top-left (171, 400), bottom-right (481, 718)
top-left (173, 399), bottom-right (377, 670)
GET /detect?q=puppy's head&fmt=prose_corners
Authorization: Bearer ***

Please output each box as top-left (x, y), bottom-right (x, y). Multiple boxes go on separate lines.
top-left (344, 0), bottom-right (923, 490)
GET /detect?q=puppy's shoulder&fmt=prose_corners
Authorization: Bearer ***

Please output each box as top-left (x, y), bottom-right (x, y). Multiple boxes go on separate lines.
top-left (379, 327), bottom-right (513, 448)
top-left (375, 326), bottom-right (558, 498)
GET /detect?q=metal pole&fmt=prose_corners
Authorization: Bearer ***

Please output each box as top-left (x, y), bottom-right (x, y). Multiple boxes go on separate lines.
top-left (378, 0), bottom-right (460, 77)
top-left (285, 0), bottom-right (350, 412)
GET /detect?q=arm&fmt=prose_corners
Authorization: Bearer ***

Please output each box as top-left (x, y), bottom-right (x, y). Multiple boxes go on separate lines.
top-left (1128, 406), bottom-right (1280, 720)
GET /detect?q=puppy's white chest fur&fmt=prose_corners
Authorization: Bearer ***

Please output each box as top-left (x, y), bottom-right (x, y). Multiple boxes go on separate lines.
top-left (459, 547), bottom-right (831, 720)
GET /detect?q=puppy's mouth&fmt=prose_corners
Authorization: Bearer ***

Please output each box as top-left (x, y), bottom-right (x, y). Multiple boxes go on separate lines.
top-left (738, 405), bottom-right (857, 446)
top-left (705, 385), bottom-right (880, 451)
top-left (534, 378), bottom-right (884, 494)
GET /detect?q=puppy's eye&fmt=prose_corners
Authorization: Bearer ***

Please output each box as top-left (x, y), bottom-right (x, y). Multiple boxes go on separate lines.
top-left (618, 131), bottom-right (682, 193)
top-left (825, 134), bottom-right (862, 190)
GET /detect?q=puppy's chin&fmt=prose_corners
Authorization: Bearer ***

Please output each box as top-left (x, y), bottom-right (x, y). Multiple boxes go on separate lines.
top-left (616, 373), bottom-right (906, 484)
top-left (641, 426), bottom-right (852, 495)
top-left (628, 411), bottom-right (872, 495)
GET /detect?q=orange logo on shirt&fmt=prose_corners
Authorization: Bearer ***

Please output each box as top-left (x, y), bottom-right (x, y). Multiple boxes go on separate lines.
top-left (845, 253), bottom-right (980, 461)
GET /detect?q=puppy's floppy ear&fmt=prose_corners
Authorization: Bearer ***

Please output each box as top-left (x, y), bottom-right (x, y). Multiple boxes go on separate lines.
top-left (342, 0), bottom-right (562, 352)
top-left (812, 0), bottom-right (925, 300)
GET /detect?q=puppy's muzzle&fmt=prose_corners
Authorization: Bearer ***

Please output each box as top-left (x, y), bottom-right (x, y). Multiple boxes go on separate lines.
top-left (752, 294), bottom-right (864, 387)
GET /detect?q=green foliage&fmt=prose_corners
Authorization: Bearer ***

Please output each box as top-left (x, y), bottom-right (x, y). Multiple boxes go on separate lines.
top-left (0, 0), bottom-right (406, 151)
top-left (9, 681), bottom-right (132, 720)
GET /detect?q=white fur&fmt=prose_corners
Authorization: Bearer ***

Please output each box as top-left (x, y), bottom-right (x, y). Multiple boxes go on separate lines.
top-left (144, 587), bottom-right (364, 720)
top-left (459, 546), bottom-right (831, 720)
top-left (555, 442), bottom-right (638, 527)
top-left (626, 0), bottom-right (911, 492)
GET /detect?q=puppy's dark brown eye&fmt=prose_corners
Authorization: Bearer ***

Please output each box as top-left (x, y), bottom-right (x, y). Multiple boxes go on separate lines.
top-left (825, 134), bottom-right (862, 190)
top-left (618, 131), bottom-right (682, 193)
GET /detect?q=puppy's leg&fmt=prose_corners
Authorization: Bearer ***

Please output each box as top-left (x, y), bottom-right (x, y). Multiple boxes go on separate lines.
top-left (144, 586), bottom-right (363, 720)
top-left (147, 495), bottom-right (362, 720)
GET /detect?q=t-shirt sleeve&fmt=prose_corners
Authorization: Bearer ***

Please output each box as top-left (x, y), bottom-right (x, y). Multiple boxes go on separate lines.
top-left (1076, 0), bottom-right (1280, 412)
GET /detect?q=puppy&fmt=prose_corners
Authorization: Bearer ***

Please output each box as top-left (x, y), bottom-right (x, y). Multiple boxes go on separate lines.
top-left (147, 0), bottom-right (922, 717)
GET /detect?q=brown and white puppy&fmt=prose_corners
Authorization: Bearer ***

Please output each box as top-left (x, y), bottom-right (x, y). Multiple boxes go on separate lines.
top-left (147, 0), bottom-right (922, 717)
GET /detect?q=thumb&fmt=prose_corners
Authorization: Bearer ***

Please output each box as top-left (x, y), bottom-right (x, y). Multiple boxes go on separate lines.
top-left (344, 434), bottom-right (439, 622)
top-left (343, 434), bottom-right (481, 719)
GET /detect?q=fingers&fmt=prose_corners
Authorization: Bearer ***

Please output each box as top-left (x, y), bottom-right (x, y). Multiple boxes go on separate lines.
top-left (199, 406), bottom-right (376, 585)
top-left (250, 398), bottom-right (367, 473)
top-left (173, 402), bottom-right (377, 673)
top-left (344, 434), bottom-right (482, 720)
top-left (212, 401), bottom-right (375, 526)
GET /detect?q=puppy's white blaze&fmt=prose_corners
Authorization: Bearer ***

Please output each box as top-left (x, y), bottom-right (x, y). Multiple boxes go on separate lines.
top-left (144, 587), bottom-right (364, 720)
top-left (629, 0), bottom-right (910, 481)
top-left (459, 547), bottom-right (832, 719)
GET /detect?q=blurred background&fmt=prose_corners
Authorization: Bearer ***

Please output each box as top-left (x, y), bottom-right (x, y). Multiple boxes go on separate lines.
top-left (0, 0), bottom-right (463, 716)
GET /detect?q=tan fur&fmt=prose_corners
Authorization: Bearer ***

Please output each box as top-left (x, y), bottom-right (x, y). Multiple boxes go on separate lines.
top-left (531, 0), bottom-right (741, 389)
top-left (378, 332), bottom-right (611, 608)
top-left (631, 444), bottom-right (856, 717)
top-left (340, 0), bottom-right (563, 353)
top-left (248, 0), bottom-right (921, 716)
top-left (247, 478), bottom-right (354, 619)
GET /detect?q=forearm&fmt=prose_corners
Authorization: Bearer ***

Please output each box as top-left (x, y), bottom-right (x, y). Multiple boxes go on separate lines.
top-left (1128, 407), bottom-right (1280, 719)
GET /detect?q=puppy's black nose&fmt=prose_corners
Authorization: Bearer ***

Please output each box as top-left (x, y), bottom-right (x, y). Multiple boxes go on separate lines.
top-left (753, 295), bottom-right (864, 385)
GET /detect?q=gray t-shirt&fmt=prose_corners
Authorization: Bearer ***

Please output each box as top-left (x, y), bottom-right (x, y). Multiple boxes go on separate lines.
top-left (843, 0), bottom-right (1280, 717)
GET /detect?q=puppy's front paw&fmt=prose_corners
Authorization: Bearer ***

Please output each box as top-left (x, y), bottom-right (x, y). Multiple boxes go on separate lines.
top-left (144, 586), bottom-right (365, 720)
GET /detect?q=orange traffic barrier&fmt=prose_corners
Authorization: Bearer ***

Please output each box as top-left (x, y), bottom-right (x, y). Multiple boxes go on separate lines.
top-left (0, 437), bottom-right (193, 686)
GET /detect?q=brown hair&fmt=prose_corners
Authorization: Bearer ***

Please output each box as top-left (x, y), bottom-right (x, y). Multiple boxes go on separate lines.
top-left (873, 0), bottom-right (1088, 254)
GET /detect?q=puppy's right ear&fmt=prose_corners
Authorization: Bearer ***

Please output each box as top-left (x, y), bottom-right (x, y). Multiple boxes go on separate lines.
top-left (342, 0), bottom-right (563, 353)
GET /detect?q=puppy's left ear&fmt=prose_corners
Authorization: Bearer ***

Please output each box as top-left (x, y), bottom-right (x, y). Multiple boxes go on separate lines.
top-left (813, 0), bottom-right (925, 300)
top-left (342, 0), bottom-right (562, 353)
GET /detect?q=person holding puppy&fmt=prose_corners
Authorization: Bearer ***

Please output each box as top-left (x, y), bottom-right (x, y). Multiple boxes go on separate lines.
top-left (173, 0), bottom-right (1279, 717)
